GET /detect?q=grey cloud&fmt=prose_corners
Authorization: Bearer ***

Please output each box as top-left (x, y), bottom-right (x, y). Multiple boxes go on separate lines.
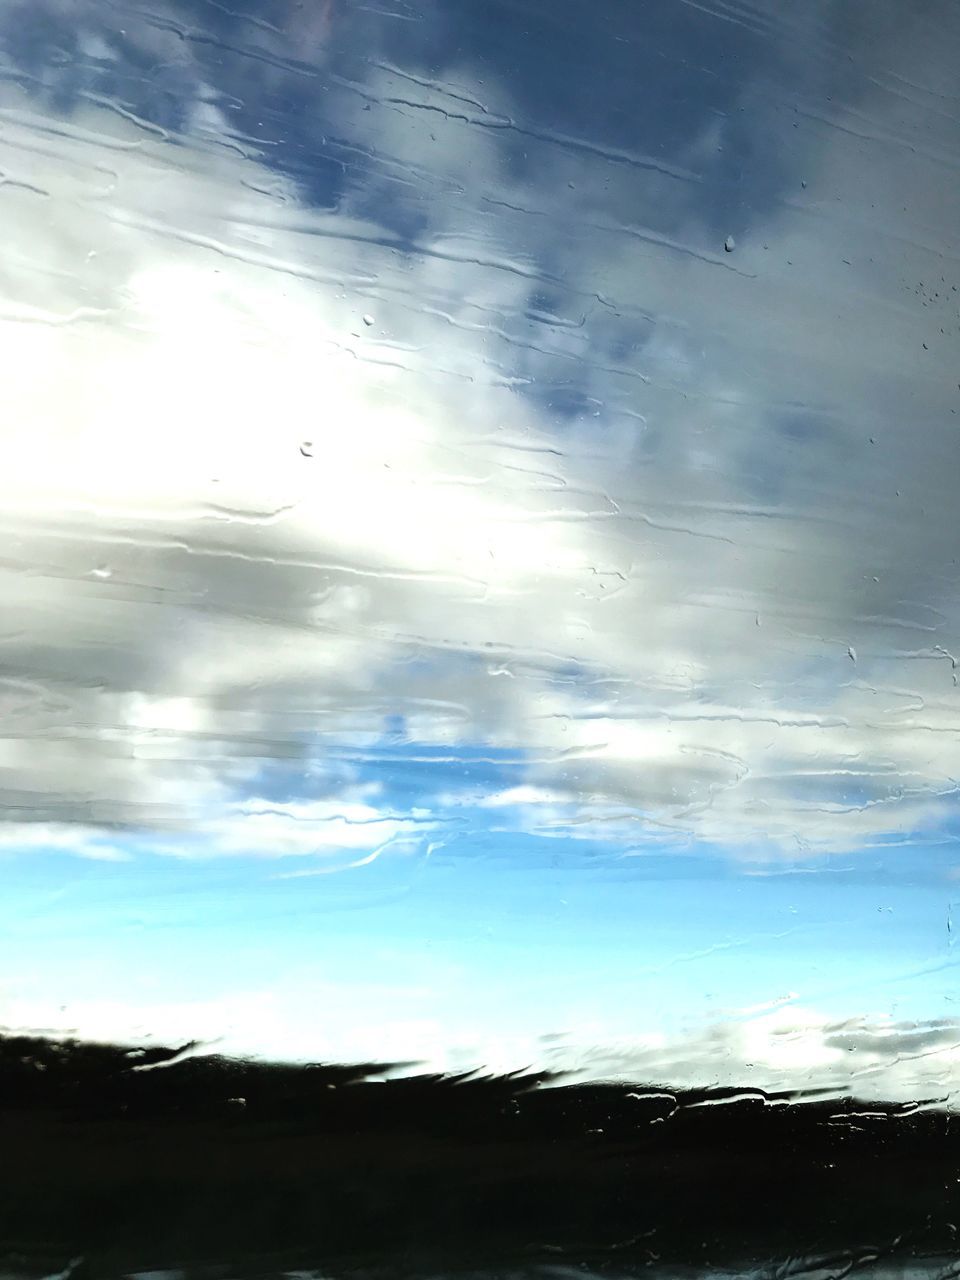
top-left (822, 1019), bottom-right (960, 1059)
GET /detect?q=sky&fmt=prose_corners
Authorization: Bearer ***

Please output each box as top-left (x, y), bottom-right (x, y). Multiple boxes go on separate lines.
top-left (0, 0), bottom-right (959, 1101)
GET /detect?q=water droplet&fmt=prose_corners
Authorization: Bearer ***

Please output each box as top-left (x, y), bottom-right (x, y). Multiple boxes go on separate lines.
top-left (724, 235), bottom-right (736, 253)
top-left (847, 646), bottom-right (857, 663)
top-left (300, 441), bottom-right (314, 458)
top-left (90, 565), bottom-right (112, 580)
top-left (362, 314), bottom-right (375, 327)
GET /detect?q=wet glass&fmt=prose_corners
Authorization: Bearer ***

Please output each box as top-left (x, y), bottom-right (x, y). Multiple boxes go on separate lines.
top-left (0, 2), bottom-right (958, 1277)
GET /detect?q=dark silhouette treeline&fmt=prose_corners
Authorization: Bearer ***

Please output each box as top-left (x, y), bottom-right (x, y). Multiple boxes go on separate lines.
top-left (0, 1033), bottom-right (957, 1279)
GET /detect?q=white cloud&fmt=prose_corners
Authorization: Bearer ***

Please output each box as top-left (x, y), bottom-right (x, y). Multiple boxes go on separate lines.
top-left (0, 823), bottom-right (129, 860)
top-left (551, 1006), bottom-right (960, 1108)
top-left (476, 785), bottom-right (570, 808)
top-left (206, 797), bottom-right (428, 859)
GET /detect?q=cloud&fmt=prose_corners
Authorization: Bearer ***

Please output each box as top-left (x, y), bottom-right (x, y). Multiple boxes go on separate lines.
top-left (547, 1008), bottom-right (960, 1107)
top-left (0, 0), bottom-right (958, 874)
top-left (3, 986), bottom-right (958, 1106)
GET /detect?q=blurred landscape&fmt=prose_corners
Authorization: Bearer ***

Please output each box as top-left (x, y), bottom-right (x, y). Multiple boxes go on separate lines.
top-left (0, 1034), bottom-right (957, 1280)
